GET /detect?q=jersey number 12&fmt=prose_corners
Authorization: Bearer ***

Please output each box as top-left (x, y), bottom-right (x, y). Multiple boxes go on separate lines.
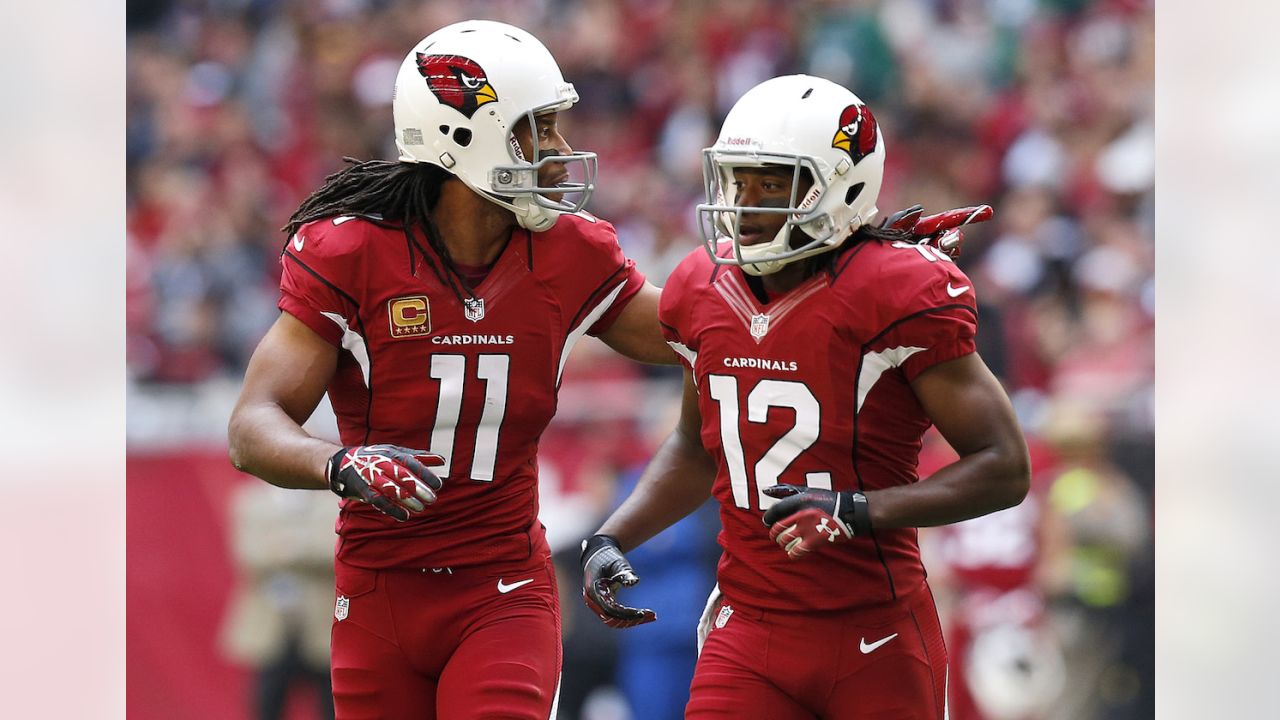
top-left (707, 375), bottom-right (832, 511)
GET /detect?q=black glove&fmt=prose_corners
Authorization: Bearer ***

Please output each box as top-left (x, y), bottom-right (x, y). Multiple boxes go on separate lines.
top-left (327, 445), bottom-right (445, 522)
top-left (580, 534), bottom-right (657, 628)
top-left (761, 485), bottom-right (872, 559)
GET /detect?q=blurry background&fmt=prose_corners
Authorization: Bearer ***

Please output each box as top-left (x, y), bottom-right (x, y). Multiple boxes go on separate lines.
top-left (125, 1), bottom-right (1153, 718)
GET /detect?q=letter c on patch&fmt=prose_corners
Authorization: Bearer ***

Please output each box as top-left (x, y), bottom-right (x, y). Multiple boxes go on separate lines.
top-left (388, 295), bottom-right (431, 338)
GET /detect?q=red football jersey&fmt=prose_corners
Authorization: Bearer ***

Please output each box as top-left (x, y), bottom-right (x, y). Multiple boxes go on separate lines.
top-left (279, 213), bottom-right (644, 570)
top-left (660, 238), bottom-right (978, 612)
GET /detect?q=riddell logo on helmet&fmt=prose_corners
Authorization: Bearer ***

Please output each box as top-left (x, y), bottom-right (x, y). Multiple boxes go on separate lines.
top-left (831, 104), bottom-right (878, 165)
top-left (416, 53), bottom-right (498, 119)
top-left (724, 136), bottom-right (759, 147)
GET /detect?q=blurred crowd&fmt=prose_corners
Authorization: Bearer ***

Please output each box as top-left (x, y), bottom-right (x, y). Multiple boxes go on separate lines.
top-left (127, 1), bottom-right (1153, 719)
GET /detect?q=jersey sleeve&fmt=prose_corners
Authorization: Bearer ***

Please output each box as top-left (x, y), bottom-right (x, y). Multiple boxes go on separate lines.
top-left (277, 220), bottom-right (364, 347)
top-left (656, 249), bottom-right (705, 373)
top-left (882, 307), bottom-right (977, 381)
top-left (562, 216), bottom-right (647, 337)
top-left (865, 245), bottom-right (979, 381)
top-left (586, 255), bottom-right (644, 336)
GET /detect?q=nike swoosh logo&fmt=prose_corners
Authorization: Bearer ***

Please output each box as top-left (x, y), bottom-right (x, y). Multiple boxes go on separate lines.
top-left (497, 578), bottom-right (535, 594)
top-left (333, 215), bottom-right (356, 226)
top-left (860, 633), bottom-right (899, 654)
top-left (292, 234), bottom-right (304, 251)
top-left (946, 283), bottom-right (970, 297)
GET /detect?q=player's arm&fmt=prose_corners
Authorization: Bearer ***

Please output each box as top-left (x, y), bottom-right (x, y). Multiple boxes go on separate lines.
top-left (228, 312), bottom-right (443, 520)
top-left (598, 369), bottom-right (715, 548)
top-left (597, 281), bottom-right (679, 365)
top-left (763, 352), bottom-right (1030, 556)
top-left (581, 369), bottom-right (716, 627)
top-left (869, 352), bottom-right (1030, 526)
top-left (228, 312), bottom-right (341, 489)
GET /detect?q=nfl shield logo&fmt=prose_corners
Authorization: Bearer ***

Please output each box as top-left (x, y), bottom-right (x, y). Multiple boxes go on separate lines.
top-left (715, 604), bottom-right (734, 629)
top-left (335, 595), bottom-right (350, 621)
top-left (749, 313), bottom-right (771, 339)
top-left (463, 297), bottom-right (485, 322)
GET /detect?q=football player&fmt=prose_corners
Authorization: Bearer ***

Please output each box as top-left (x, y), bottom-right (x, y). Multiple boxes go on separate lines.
top-left (580, 75), bottom-right (1031, 719)
top-left (227, 20), bottom-right (672, 720)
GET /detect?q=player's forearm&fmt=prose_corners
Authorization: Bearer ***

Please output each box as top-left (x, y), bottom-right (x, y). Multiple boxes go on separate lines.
top-left (227, 401), bottom-right (338, 490)
top-left (597, 429), bottom-right (716, 551)
top-left (865, 443), bottom-right (1030, 529)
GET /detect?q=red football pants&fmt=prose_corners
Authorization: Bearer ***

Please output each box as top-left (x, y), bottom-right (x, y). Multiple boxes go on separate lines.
top-left (329, 542), bottom-right (561, 720)
top-left (687, 583), bottom-right (948, 719)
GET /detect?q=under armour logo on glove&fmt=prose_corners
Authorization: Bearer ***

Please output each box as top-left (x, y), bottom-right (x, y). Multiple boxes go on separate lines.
top-left (815, 516), bottom-right (844, 541)
top-left (761, 485), bottom-right (872, 560)
top-left (327, 445), bottom-right (445, 522)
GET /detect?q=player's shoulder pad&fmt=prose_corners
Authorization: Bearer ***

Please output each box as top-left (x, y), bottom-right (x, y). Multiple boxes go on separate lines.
top-left (670, 244), bottom-right (717, 284)
top-left (545, 211), bottom-right (621, 248)
top-left (286, 215), bottom-right (379, 263)
top-left (839, 239), bottom-right (977, 316)
top-left (659, 246), bottom-right (717, 324)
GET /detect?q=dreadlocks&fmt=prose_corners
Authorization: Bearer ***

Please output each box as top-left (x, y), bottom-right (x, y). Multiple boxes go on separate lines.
top-left (855, 221), bottom-right (913, 244)
top-left (801, 218), bottom-right (914, 278)
top-left (282, 157), bottom-right (473, 304)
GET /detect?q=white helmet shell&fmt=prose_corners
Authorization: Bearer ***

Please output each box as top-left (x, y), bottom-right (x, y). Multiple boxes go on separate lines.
top-left (392, 20), bottom-right (597, 231)
top-left (697, 74), bottom-right (886, 275)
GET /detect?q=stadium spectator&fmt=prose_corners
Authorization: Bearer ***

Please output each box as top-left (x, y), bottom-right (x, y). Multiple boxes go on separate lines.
top-left (220, 482), bottom-right (338, 720)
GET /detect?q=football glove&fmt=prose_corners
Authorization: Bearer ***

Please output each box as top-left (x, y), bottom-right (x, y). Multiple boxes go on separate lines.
top-left (327, 445), bottom-right (444, 522)
top-left (761, 485), bottom-right (872, 559)
top-left (580, 534), bottom-right (657, 628)
top-left (884, 203), bottom-right (994, 259)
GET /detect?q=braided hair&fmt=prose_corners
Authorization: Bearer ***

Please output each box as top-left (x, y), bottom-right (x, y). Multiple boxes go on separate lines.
top-left (799, 218), bottom-right (913, 278)
top-left (282, 157), bottom-right (474, 304)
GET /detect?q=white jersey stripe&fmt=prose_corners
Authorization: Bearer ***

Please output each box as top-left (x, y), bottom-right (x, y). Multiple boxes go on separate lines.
top-left (713, 281), bottom-right (755, 327)
top-left (668, 340), bottom-right (698, 372)
top-left (321, 312), bottom-right (371, 387)
top-left (721, 273), bottom-right (759, 316)
top-left (557, 279), bottom-right (629, 385)
top-left (856, 346), bottom-right (926, 413)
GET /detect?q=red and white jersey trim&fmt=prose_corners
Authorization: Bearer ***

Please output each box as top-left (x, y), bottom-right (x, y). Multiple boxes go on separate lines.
top-left (556, 278), bottom-right (630, 384)
top-left (856, 345), bottom-right (925, 412)
top-left (322, 311), bottom-right (371, 387)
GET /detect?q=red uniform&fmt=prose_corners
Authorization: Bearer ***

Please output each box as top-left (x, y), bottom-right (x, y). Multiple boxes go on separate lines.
top-left (279, 212), bottom-right (644, 719)
top-left (660, 237), bottom-right (977, 718)
top-left (933, 468), bottom-right (1062, 720)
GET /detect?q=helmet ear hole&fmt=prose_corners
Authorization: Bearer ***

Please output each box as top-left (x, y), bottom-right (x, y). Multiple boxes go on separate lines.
top-left (452, 128), bottom-right (473, 147)
top-left (438, 125), bottom-right (450, 135)
top-left (845, 182), bottom-right (865, 207)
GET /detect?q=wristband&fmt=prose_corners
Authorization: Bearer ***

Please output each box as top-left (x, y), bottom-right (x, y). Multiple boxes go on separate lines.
top-left (581, 533), bottom-right (622, 568)
top-left (326, 447), bottom-right (353, 496)
top-left (838, 491), bottom-right (873, 537)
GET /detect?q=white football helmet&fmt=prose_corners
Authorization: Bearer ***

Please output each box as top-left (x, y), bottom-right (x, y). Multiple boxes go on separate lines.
top-left (697, 74), bottom-right (886, 275)
top-left (392, 20), bottom-right (597, 231)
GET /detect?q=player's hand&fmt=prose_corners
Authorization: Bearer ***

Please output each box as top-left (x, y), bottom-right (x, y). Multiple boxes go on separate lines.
top-left (883, 203), bottom-right (994, 259)
top-left (326, 445), bottom-right (444, 521)
top-left (914, 204), bottom-right (993, 259)
top-left (580, 534), bottom-right (657, 628)
top-left (761, 485), bottom-right (871, 559)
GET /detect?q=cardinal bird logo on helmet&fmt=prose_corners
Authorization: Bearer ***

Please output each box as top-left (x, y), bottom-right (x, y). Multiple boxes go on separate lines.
top-left (415, 53), bottom-right (498, 119)
top-left (832, 104), bottom-right (878, 165)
